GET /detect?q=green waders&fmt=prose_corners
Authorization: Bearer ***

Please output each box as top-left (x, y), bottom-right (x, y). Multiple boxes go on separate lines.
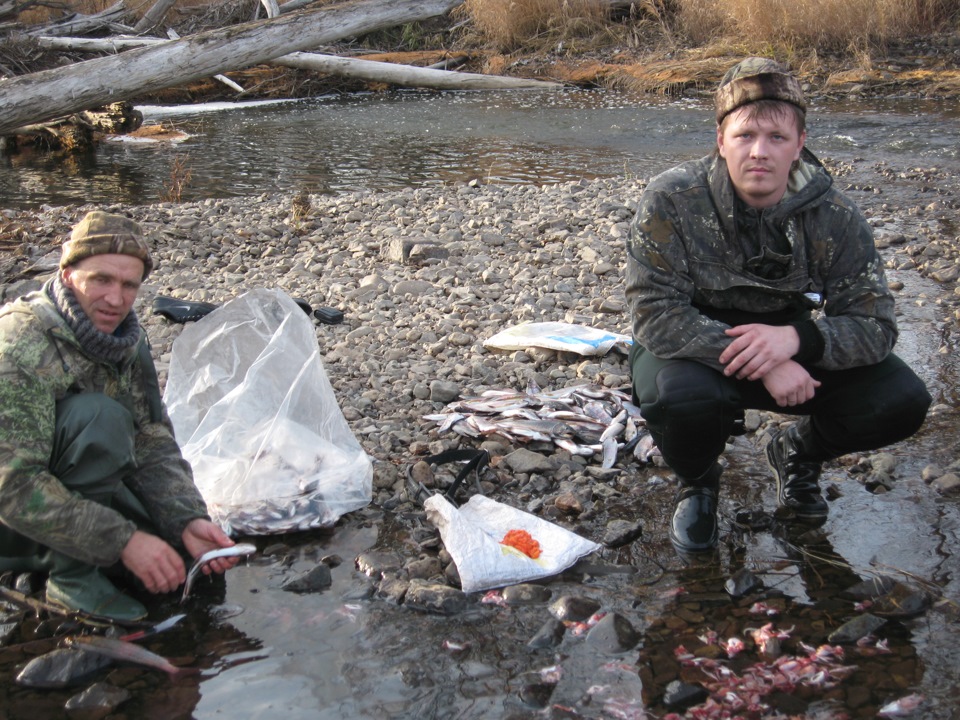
top-left (0, 393), bottom-right (154, 621)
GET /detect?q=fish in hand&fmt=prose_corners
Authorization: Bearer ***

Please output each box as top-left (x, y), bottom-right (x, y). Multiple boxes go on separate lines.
top-left (181, 543), bottom-right (257, 602)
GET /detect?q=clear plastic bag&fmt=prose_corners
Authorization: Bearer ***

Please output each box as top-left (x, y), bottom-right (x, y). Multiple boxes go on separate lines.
top-left (164, 289), bottom-right (372, 536)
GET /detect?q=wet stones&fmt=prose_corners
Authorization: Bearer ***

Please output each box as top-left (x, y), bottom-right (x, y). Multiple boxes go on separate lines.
top-left (64, 681), bottom-right (131, 720)
top-left (724, 568), bottom-right (764, 599)
top-left (527, 618), bottom-right (566, 650)
top-left (585, 612), bottom-right (640, 654)
top-left (828, 613), bottom-right (888, 644)
top-left (403, 580), bottom-right (467, 615)
top-left (549, 595), bottom-right (601, 622)
top-left (279, 563), bottom-right (332, 593)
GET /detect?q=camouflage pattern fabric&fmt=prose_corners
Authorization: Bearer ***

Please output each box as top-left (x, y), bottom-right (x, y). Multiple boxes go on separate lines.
top-left (60, 210), bottom-right (154, 280)
top-left (625, 148), bottom-right (897, 373)
top-left (0, 291), bottom-right (208, 567)
top-left (715, 56), bottom-right (807, 124)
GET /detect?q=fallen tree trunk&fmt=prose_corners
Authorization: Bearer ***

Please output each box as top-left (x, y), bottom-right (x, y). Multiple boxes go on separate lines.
top-left (0, 0), bottom-right (464, 136)
top-left (36, 36), bottom-right (562, 92)
top-left (25, 1), bottom-right (132, 37)
top-left (275, 52), bottom-right (563, 90)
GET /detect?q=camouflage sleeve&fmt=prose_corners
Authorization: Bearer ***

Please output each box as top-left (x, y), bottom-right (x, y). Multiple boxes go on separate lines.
top-left (0, 312), bottom-right (136, 567)
top-left (625, 184), bottom-right (732, 370)
top-left (813, 199), bottom-right (898, 370)
top-left (124, 346), bottom-right (210, 547)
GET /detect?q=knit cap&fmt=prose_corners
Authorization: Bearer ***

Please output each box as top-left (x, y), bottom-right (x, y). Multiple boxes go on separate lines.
top-left (715, 57), bottom-right (806, 124)
top-left (60, 211), bottom-right (153, 280)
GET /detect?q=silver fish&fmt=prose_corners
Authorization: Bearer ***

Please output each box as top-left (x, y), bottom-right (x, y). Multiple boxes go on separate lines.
top-left (66, 635), bottom-right (195, 677)
top-left (181, 543), bottom-right (257, 602)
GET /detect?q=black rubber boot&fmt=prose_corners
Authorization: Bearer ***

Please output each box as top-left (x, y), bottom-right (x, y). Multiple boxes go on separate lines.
top-left (669, 464), bottom-right (722, 554)
top-left (766, 422), bottom-right (829, 522)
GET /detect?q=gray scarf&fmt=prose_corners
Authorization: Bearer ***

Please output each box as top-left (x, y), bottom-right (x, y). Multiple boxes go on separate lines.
top-left (45, 276), bottom-right (141, 364)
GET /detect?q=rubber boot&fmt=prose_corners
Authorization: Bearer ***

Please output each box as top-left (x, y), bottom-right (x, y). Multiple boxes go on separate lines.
top-left (766, 422), bottom-right (829, 522)
top-left (44, 552), bottom-right (147, 621)
top-left (669, 463), bottom-right (722, 554)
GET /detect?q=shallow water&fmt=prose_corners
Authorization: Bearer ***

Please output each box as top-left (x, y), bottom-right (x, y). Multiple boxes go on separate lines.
top-left (1, 89), bottom-right (959, 719)
top-left (3, 89), bottom-right (960, 209)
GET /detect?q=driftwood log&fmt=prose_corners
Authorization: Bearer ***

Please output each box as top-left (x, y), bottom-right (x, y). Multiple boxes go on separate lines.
top-left (4, 101), bottom-right (142, 152)
top-left (0, 0), bottom-right (465, 136)
top-left (36, 36), bottom-right (563, 92)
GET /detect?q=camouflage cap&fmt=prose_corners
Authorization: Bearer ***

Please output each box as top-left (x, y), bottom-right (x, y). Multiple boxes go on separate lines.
top-left (60, 211), bottom-right (153, 280)
top-left (715, 57), bottom-right (806, 124)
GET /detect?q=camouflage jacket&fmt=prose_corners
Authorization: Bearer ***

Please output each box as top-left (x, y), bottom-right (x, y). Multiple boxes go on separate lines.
top-left (626, 148), bottom-right (897, 372)
top-left (0, 290), bottom-right (209, 567)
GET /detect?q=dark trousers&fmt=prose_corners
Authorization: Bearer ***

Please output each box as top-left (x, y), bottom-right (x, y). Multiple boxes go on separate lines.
top-left (630, 347), bottom-right (931, 480)
top-left (0, 393), bottom-right (153, 571)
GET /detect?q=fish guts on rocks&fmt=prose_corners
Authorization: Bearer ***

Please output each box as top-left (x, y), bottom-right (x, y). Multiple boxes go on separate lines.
top-left (714, 57), bottom-right (807, 124)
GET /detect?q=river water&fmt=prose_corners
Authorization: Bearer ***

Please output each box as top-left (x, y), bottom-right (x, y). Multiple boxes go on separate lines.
top-left (1, 90), bottom-right (959, 719)
top-left (2, 89), bottom-right (960, 209)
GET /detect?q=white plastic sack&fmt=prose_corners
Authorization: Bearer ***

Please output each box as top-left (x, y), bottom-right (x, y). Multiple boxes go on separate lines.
top-left (424, 494), bottom-right (602, 593)
top-left (164, 288), bottom-right (372, 536)
top-left (483, 321), bottom-right (632, 356)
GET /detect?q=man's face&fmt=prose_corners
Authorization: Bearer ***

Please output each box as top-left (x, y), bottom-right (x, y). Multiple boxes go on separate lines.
top-left (717, 105), bottom-right (806, 209)
top-left (61, 254), bottom-right (145, 334)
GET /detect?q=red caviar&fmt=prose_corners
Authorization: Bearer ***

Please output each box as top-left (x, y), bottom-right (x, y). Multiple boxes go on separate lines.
top-left (501, 529), bottom-right (541, 559)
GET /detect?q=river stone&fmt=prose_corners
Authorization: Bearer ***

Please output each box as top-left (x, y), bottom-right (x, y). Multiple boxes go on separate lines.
top-left (403, 580), bottom-right (467, 615)
top-left (601, 518), bottom-right (643, 547)
top-left (519, 682), bottom-right (556, 708)
top-left (429, 380), bottom-right (460, 403)
top-left (932, 472), bottom-right (960, 494)
top-left (0, 621), bottom-right (17, 646)
top-left (280, 563), bottom-right (332, 593)
top-left (871, 582), bottom-right (933, 617)
top-left (64, 682), bottom-right (131, 720)
top-left (377, 575), bottom-right (410, 604)
top-left (663, 680), bottom-right (709, 710)
top-left (527, 618), bottom-right (566, 650)
top-left (405, 556), bottom-right (443, 580)
top-left (504, 448), bottom-right (556, 474)
top-left (827, 613), bottom-right (888, 644)
top-left (725, 568), bottom-right (763, 599)
top-left (586, 612), bottom-right (640, 654)
top-left (502, 583), bottom-right (552, 605)
top-left (549, 595), bottom-right (601, 622)
top-left (355, 551), bottom-right (403, 579)
top-left (840, 575), bottom-right (898, 601)
top-left (16, 648), bottom-right (113, 689)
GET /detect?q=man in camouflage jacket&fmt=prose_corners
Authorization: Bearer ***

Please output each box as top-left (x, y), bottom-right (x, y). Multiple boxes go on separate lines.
top-left (626, 58), bottom-right (930, 555)
top-left (0, 211), bottom-right (238, 620)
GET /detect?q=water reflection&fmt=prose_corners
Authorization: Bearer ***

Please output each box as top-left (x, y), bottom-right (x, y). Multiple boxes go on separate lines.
top-left (3, 89), bottom-right (959, 209)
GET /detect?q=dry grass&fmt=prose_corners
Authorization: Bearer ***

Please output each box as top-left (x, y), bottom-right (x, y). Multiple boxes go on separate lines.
top-left (462, 0), bottom-right (611, 52)
top-left (675, 0), bottom-right (960, 51)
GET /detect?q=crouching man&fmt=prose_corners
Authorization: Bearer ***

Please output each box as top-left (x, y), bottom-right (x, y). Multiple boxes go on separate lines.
top-left (0, 211), bottom-right (238, 620)
top-left (626, 58), bottom-right (931, 555)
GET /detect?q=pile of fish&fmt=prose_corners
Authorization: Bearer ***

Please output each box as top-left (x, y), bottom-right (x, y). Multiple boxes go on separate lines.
top-left (424, 381), bottom-right (660, 468)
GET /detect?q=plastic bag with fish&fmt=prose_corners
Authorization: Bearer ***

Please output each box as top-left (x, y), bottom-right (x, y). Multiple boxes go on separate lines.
top-left (164, 289), bottom-right (372, 536)
top-left (424, 494), bottom-right (602, 593)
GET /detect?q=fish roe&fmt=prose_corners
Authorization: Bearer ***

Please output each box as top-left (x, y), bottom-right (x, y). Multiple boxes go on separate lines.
top-left (501, 529), bottom-right (541, 559)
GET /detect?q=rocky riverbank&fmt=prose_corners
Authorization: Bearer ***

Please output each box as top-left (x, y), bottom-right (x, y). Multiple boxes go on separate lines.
top-left (2, 167), bottom-right (960, 718)
top-left (2, 171), bottom-right (958, 506)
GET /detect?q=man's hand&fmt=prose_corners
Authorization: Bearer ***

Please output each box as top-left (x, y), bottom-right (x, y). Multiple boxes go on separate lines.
top-left (181, 518), bottom-right (238, 576)
top-left (120, 530), bottom-right (186, 594)
top-left (761, 360), bottom-right (821, 407)
top-left (720, 324), bottom-right (801, 380)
